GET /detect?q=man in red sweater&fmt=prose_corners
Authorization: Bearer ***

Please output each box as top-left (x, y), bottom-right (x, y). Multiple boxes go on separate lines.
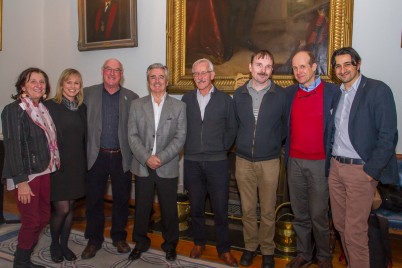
top-left (284, 50), bottom-right (339, 268)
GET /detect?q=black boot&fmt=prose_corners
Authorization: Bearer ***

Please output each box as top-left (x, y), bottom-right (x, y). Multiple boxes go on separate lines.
top-left (13, 248), bottom-right (30, 268)
top-left (13, 248), bottom-right (45, 268)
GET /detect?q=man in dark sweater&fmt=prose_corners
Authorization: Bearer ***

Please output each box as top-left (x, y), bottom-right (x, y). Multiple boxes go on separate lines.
top-left (284, 50), bottom-right (339, 268)
top-left (233, 50), bottom-right (288, 268)
top-left (181, 58), bottom-right (238, 267)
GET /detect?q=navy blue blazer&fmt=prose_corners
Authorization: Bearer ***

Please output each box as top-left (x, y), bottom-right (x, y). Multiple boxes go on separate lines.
top-left (325, 75), bottom-right (398, 184)
top-left (284, 81), bottom-right (340, 162)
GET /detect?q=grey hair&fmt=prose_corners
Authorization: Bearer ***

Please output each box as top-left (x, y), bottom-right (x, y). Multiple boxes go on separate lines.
top-left (146, 63), bottom-right (169, 81)
top-left (192, 58), bottom-right (214, 73)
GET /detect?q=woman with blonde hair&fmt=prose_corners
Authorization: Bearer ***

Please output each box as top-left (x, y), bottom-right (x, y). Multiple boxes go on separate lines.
top-left (45, 68), bottom-right (87, 263)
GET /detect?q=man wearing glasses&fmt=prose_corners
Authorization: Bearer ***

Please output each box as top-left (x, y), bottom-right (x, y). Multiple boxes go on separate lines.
top-left (181, 58), bottom-right (238, 266)
top-left (326, 47), bottom-right (398, 267)
top-left (233, 50), bottom-right (288, 268)
top-left (284, 50), bottom-right (339, 268)
top-left (82, 58), bottom-right (138, 259)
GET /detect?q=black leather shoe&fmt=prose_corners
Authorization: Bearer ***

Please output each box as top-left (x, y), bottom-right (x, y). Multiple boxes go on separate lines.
top-left (262, 254), bottom-right (275, 268)
top-left (50, 244), bottom-right (63, 263)
top-left (62, 247), bottom-right (77, 261)
top-left (81, 244), bottom-right (101, 260)
top-left (240, 250), bottom-right (257, 266)
top-left (166, 249), bottom-right (177, 261)
top-left (128, 248), bottom-right (143, 261)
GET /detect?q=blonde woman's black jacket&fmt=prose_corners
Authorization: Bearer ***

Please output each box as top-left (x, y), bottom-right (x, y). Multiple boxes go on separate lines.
top-left (1, 100), bottom-right (50, 185)
top-left (44, 100), bottom-right (87, 173)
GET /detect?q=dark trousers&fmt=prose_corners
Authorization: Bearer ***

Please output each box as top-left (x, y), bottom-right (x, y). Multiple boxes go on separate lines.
top-left (85, 151), bottom-right (132, 246)
top-left (15, 174), bottom-right (50, 250)
top-left (287, 157), bottom-right (331, 261)
top-left (184, 159), bottom-right (230, 254)
top-left (133, 169), bottom-right (178, 252)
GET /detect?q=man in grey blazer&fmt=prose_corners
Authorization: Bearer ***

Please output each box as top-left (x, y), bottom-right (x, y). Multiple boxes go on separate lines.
top-left (82, 58), bottom-right (139, 259)
top-left (127, 63), bottom-right (186, 262)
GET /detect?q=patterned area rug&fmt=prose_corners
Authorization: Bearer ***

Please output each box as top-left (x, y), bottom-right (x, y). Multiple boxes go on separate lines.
top-left (0, 224), bottom-right (227, 268)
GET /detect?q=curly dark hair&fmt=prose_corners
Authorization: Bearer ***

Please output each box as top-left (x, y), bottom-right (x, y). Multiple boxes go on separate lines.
top-left (12, 67), bottom-right (51, 101)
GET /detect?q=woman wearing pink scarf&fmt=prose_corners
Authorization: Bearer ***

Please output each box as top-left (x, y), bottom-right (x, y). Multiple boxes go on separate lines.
top-left (1, 67), bottom-right (60, 268)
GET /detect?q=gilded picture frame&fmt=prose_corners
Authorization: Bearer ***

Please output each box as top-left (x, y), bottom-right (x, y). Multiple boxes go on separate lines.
top-left (77, 0), bottom-right (138, 51)
top-left (166, 0), bottom-right (354, 93)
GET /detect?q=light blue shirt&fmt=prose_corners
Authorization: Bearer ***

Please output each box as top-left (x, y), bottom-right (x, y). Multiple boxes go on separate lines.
top-left (332, 74), bottom-right (362, 158)
top-left (299, 76), bottom-right (321, 92)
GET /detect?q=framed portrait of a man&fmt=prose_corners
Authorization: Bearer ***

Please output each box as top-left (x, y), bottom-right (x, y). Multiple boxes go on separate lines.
top-left (78, 0), bottom-right (138, 51)
top-left (167, 0), bottom-right (354, 93)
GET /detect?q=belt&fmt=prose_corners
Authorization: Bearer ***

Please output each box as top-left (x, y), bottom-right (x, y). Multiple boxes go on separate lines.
top-left (99, 148), bottom-right (121, 154)
top-left (333, 156), bottom-right (365, 165)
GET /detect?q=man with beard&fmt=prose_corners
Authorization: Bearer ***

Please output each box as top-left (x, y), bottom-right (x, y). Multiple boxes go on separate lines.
top-left (326, 47), bottom-right (398, 268)
top-left (233, 50), bottom-right (288, 268)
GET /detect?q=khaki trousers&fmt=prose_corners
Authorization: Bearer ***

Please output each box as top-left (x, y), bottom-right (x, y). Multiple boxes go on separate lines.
top-left (235, 156), bottom-right (279, 255)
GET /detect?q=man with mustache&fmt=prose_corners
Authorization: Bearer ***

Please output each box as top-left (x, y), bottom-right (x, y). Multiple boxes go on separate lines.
top-left (181, 58), bottom-right (238, 266)
top-left (233, 50), bottom-right (288, 268)
top-left (326, 47), bottom-right (398, 267)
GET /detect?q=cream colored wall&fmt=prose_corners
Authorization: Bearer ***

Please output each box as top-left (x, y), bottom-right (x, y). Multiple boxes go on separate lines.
top-left (1, 0), bottom-right (402, 155)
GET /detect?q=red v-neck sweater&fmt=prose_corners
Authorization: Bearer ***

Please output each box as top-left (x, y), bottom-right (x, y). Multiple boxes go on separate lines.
top-left (289, 82), bottom-right (325, 160)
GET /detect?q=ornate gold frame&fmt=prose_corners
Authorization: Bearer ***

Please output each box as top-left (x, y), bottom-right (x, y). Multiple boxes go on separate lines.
top-left (166, 0), bottom-right (354, 93)
top-left (0, 0), bottom-right (2, 51)
top-left (77, 0), bottom-right (138, 51)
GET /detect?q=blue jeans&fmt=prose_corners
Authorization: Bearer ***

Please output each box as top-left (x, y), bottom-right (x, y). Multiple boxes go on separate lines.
top-left (184, 159), bottom-right (230, 254)
top-left (84, 151), bottom-right (132, 246)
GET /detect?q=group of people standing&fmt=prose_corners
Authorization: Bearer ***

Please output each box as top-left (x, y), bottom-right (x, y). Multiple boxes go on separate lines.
top-left (1, 46), bottom-right (398, 268)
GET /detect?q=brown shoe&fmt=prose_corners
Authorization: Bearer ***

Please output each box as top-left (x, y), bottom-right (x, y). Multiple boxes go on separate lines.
top-left (285, 255), bottom-right (312, 268)
top-left (113, 240), bottom-right (131, 253)
top-left (81, 244), bottom-right (101, 259)
top-left (317, 259), bottom-right (333, 268)
top-left (219, 252), bottom-right (238, 267)
top-left (190, 245), bottom-right (205, 259)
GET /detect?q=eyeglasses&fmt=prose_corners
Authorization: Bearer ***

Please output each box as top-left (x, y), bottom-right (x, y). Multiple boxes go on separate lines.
top-left (192, 71), bottom-right (212, 77)
top-left (104, 67), bottom-right (122, 73)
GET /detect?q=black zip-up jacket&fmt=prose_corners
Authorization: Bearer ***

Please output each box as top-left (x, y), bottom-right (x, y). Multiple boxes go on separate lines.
top-left (233, 81), bottom-right (288, 161)
top-left (1, 100), bottom-right (51, 185)
top-left (182, 88), bottom-right (237, 161)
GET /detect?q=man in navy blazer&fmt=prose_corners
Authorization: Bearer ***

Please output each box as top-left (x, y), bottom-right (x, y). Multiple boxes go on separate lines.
top-left (284, 50), bottom-right (339, 268)
top-left (127, 63), bottom-right (186, 262)
top-left (326, 47), bottom-right (398, 268)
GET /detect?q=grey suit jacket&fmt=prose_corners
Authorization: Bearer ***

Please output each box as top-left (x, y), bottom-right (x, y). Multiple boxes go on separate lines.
top-left (128, 95), bottom-right (187, 178)
top-left (84, 83), bottom-right (139, 172)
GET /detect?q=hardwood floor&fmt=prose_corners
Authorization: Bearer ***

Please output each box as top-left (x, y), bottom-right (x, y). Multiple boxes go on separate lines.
top-left (2, 190), bottom-right (402, 268)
